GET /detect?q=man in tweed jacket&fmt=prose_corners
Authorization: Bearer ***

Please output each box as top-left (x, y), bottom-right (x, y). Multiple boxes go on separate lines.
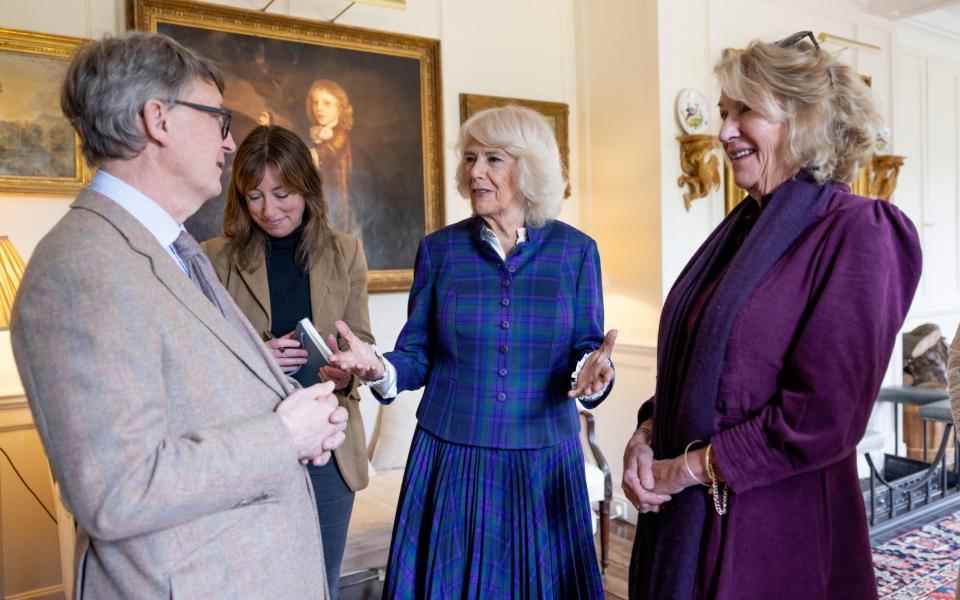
top-left (11, 33), bottom-right (344, 599)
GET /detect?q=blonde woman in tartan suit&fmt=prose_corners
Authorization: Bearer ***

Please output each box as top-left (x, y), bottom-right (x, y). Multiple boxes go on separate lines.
top-left (330, 106), bottom-right (617, 599)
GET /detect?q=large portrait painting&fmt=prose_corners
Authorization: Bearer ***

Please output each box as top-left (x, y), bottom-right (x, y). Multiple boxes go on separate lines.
top-left (133, 0), bottom-right (444, 292)
top-left (0, 27), bottom-right (91, 195)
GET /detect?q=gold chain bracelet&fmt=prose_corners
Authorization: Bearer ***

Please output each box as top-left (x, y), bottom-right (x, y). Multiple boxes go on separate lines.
top-left (704, 444), bottom-right (728, 516)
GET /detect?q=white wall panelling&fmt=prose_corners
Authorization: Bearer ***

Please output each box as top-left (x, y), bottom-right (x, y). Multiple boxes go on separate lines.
top-left (894, 22), bottom-right (960, 328)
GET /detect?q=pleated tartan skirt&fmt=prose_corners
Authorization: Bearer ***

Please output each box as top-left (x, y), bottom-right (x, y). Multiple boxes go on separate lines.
top-left (382, 426), bottom-right (604, 600)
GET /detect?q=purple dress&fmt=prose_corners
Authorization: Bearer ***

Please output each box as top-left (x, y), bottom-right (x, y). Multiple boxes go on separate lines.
top-left (629, 172), bottom-right (923, 600)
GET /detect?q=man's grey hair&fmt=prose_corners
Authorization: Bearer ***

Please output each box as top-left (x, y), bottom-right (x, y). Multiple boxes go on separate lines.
top-left (61, 32), bottom-right (224, 166)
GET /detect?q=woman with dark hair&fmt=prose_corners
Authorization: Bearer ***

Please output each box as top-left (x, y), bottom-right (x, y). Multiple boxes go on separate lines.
top-left (623, 32), bottom-right (922, 600)
top-left (203, 125), bottom-right (374, 600)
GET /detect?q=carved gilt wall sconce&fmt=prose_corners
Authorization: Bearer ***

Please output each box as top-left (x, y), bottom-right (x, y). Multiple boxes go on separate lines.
top-left (677, 134), bottom-right (722, 209)
top-left (868, 155), bottom-right (905, 200)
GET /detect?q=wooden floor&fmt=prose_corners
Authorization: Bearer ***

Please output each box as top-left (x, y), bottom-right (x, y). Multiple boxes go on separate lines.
top-left (602, 520), bottom-right (634, 600)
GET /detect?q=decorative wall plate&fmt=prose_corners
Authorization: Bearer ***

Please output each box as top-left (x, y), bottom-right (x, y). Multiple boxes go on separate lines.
top-left (875, 126), bottom-right (891, 153)
top-left (676, 88), bottom-right (710, 135)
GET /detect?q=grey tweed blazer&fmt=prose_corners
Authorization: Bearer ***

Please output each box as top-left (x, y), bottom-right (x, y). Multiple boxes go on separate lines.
top-left (11, 190), bottom-right (328, 599)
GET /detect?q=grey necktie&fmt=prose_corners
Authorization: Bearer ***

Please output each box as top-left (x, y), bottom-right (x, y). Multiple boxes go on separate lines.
top-left (171, 230), bottom-right (295, 392)
top-left (172, 230), bottom-right (229, 317)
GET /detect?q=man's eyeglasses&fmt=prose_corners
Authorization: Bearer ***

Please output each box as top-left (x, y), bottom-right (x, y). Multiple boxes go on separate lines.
top-left (775, 30), bottom-right (820, 52)
top-left (171, 99), bottom-right (233, 140)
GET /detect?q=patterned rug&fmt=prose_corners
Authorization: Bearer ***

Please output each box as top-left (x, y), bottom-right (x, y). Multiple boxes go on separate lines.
top-left (874, 510), bottom-right (960, 599)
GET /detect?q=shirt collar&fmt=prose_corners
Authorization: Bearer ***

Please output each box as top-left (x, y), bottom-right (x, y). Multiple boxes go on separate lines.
top-left (89, 170), bottom-right (184, 249)
top-left (479, 223), bottom-right (527, 261)
top-left (479, 224), bottom-right (528, 246)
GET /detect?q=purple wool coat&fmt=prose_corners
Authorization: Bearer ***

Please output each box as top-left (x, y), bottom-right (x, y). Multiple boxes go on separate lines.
top-left (630, 173), bottom-right (922, 600)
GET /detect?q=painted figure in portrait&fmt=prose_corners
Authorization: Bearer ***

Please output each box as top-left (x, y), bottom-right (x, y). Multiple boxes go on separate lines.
top-left (305, 79), bottom-right (357, 237)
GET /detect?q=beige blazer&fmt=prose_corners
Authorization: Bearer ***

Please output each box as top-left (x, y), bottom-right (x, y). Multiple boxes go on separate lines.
top-left (11, 190), bottom-right (328, 600)
top-left (204, 230), bottom-right (373, 491)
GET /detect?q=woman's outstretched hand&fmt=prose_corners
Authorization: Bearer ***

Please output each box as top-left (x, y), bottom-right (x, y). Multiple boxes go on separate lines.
top-left (326, 320), bottom-right (385, 381)
top-left (569, 329), bottom-right (618, 398)
top-left (318, 365), bottom-right (352, 390)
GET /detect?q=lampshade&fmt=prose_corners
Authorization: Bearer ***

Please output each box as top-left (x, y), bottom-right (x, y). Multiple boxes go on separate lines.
top-left (0, 236), bottom-right (25, 331)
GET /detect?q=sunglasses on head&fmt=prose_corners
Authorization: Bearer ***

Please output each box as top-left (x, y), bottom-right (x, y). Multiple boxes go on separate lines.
top-left (775, 30), bottom-right (820, 52)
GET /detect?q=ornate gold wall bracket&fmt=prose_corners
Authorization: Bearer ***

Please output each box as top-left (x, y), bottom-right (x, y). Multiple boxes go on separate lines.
top-left (677, 134), bottom-right (721, 209)
top-left (868, 154), bottom-right (905, 201)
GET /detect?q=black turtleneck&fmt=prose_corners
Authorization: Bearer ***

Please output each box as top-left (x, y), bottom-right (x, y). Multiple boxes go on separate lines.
top-left (266, 224), bottom-right (312, 337)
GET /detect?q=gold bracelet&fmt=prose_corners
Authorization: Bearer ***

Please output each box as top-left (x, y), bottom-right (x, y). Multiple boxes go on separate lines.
top-left (704, 444), bottom-right (716, 482)
top-left (704, 444), bottom-right (728, 515)
top-left (683, 440), bottom-right (708, 486)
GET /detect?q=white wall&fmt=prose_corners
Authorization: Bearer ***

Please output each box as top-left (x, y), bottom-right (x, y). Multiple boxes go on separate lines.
top-left (572, 0), bottom-right (662, 523)
top-left (575, 0), bottom-right (662, 349)
top-left (893, 21), bottom-right (960, 329)
top-left (885, 20), bottom-right (960, 456)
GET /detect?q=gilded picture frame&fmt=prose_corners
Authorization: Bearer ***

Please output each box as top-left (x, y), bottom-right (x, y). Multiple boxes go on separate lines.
top-left (132, 0), bottom-right (444, 293)
top-left (0, 27), bottom-right (91, 195)
top-left (723, 161), bottom-right (748, 214)
top-left (459, 93), bottom-right (571, 197)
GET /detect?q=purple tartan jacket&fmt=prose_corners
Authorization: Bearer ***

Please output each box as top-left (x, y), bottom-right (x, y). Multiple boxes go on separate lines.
top-left (382, 216), bottom-right (610, 449)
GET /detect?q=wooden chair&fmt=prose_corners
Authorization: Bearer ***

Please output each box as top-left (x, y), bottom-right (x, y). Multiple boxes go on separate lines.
top-left (580, 409), bottom-right (613, 573)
